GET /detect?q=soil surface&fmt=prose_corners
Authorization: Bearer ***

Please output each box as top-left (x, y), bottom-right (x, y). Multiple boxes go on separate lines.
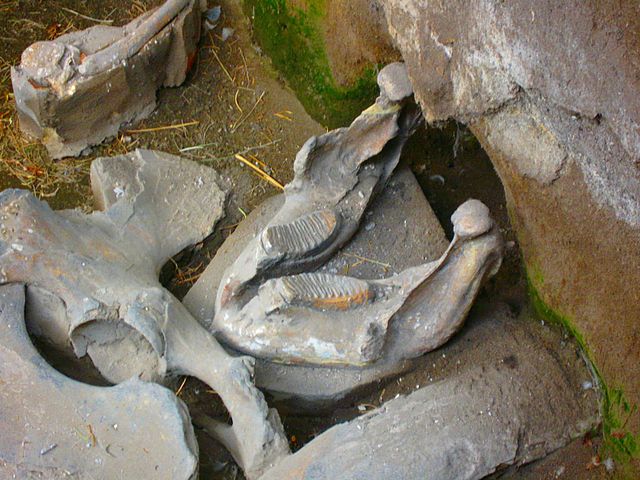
top-left (0, 1), bottom-right (613, 479)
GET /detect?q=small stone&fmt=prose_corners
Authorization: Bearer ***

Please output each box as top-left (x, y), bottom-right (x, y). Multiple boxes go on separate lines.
top-left (603, 457), bottom-right (614, 472)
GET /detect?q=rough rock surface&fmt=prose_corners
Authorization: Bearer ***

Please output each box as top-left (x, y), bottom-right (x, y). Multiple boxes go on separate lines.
top-left (0, 283), bottom-right (198, 480)
top-left (0, 149), bottom-right (289, 479)
top-left (379, 0), bottom-right (640, 455)
top-left (11, 0), bottom-right (204, 158)
top-left (259, 302), bottom-right (600, 480)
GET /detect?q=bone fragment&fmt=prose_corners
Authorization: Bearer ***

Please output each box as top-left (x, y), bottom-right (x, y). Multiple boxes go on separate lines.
top-left (11, 0), bottom-right (205, 158)
top-left (0, 149), bottom-right (289, 479)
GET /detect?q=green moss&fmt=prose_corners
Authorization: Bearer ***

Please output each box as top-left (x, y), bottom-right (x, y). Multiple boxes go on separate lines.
top-left (526, 266), bottom-right (639, 474)
top-left (243, 0), bottom-right (379, 128)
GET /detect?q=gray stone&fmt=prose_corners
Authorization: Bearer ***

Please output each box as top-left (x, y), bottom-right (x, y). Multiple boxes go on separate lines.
top-left (11, 0), bottom-right (205, 158)
top-left (259, 302), bottom-right (600, 480)
top-left (0, 149), bottom-right (289, 479)
top-left (379, 0), bottom-right (640, 450)
top-left (0, 283), bottom-right (198, 480)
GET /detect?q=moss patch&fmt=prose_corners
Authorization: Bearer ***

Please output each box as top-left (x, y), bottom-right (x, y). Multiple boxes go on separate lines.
top-left (243, 0), bottom-right (379, 128)
top-left (526, 266), bottom-right (639, 474)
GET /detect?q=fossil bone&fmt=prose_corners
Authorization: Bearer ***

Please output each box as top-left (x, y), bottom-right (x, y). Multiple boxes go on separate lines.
top-left (185, 167), bottom-right (452, 405)
top-left (0, 149), bottom-right (289, 479)
top-left (187, 63), bottom-right (502, 367)
top-left (11, 0), bottom-right (205, 158)
top-left (0, 283), bottom-right (198, 480)
top-left (211, 62), bottom-right (421, 324)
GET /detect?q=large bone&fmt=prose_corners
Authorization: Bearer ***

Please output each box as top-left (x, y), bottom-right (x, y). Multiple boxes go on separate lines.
top-left (258, 303), bottom-right (600, 480)
top-left (213, 199), bottom-right (502, 366)
top-left (210, 62), bottom-right (422, 324)
top-left (11, 0), bottom-right (205, 158)
top-left (185, 167), bottom-right (453, 405)
top-left (0, 283), bottom-right (198, 479)
top-left (0, 149), bottom-right (289, 479)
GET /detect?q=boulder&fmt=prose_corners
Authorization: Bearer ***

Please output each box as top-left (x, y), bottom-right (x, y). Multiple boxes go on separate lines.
top-left (379, 0), bottom-right (640, 466)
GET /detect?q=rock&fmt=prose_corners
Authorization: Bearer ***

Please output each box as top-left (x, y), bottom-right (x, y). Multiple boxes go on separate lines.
top-left (11, 0), bottom-right (205, 158)
top-left (0, 284), bottom-right (198, 480)
top-left (0, 149), bottom-right (289, 479)
top-left (378, 0), bottom-right (640, 460)
top-left (259, 302), bottom-right (600, 480)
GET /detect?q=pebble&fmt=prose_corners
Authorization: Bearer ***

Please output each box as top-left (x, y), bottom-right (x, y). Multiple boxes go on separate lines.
top-left (222, 27), bottom-right (234, 42)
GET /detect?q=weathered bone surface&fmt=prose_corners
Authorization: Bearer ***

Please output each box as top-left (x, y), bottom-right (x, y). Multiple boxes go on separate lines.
top-left (0, 283), bottom-right (198, 480)
top-left (11, 0), bottom-right (205, 158)
top-left (212, 198), bottom-right (501, 366)
top-left (186, 167), bottom-right (452, 405)
top-left (198, 62), bottom-right (422, 342)
top-left (258, 302), bottom-right (600, 480)
top-left (0, 149), bottom-right (289, 479)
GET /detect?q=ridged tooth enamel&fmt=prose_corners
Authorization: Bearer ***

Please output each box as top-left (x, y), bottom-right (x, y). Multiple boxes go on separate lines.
top-left (275, 272), bottom-right (374, 311)
top-left (261, 209), bottom-right (339, 259)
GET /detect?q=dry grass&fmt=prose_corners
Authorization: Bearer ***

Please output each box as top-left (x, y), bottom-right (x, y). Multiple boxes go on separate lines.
top-left (0, 55), bottom-right (93, 204)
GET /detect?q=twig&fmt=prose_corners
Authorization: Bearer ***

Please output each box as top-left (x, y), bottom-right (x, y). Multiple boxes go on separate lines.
top-left (234, 154), bottom-right (284, 190)
top-left (60, 7), bottom-right (114, 24)
top-left (340, 252), bottom-right (391, 269)
top-left (175, 376), bottom-right (188, 396)
top-left (209, 46), bottom-right (234, 84)
top-left (231, 91), bottom-right (265, 132)
top-left (274, 110), bottom-right (293, 121)
top-left (234, 89), bottom-right (243, 112)
top-left (185, 138), bottom-right (279, 155)
top-left (125, 120), bottom-right (199, 133)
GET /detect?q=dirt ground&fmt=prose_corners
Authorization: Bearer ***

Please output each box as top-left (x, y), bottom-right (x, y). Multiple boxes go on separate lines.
top-left (0, 1), bottom-right (613, 479)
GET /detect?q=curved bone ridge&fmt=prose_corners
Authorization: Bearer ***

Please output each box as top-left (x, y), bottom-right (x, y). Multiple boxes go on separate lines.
top-left (212, 198), bottom-right (503, 366)
top-left (0, 150), bottom-right (289, 479)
